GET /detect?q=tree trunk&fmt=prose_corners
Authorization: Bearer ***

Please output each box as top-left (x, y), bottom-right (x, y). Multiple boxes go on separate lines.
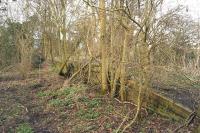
top-left (99, 0), bottom-right (108, 94)
top-left (120, 30), bottom-right (128, 101)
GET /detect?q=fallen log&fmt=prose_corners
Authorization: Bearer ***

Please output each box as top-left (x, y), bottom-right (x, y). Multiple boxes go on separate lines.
top-left (127, 80), bottom-right (194, 119)
top-left (148, 90), bottom-right (193, 118)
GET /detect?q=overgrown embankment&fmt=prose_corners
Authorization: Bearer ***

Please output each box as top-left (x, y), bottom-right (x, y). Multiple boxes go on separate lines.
top-left (0, 69), bottom-right (199, 133)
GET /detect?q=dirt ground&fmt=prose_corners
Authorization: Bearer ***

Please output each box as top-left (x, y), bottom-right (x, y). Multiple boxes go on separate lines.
top-left (0, 70), bottom-right (64, 133)
top-left (0, 69), bottom-right (199, 133)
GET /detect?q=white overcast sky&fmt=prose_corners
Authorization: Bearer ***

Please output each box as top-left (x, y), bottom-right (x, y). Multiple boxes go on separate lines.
top-left (4, 0), bottom-right (200, 21)
top-left (163, 0), bottom-right (200, 20)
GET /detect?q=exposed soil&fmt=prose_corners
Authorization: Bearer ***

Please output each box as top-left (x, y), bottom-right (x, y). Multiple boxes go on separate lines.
top-left (0, 70), bottom-right (64, 133)
top-left (0, 69), bottom-right (199, 133)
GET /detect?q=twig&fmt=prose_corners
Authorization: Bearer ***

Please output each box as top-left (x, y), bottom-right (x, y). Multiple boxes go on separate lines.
top-left (68, 58), bottom-right (93, 82)
top-left (114, 98), bottom-right (135, 106)
top-left (115, 111), bottom-right (131, 133)
top-left (121, 85), bottom-right (142, 133)
top-left (173, 111), bottom-right (196, 133)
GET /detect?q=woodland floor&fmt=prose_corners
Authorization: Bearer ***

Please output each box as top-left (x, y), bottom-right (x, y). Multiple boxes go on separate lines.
top-left (0, 69), bottom-right (200, 133)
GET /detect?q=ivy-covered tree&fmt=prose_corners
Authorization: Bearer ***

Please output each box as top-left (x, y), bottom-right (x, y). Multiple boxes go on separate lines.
top-left (0, 20), bottom-right (21, 68)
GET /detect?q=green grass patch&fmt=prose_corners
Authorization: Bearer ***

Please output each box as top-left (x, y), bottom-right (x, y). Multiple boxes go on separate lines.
top-left (105, 123), bottom-right (112, 129)
top-left (78, 97), bottom-right (102, 108)
top-left (48, 99), bottom-right (64, 106)
top-left (48, 98), bottom-right (73, 107)
top-left (76, 108), bottom-right (100, 120)
top-left (39, 86), bottom-right (87, 110)
top-left (105, 105), bottom-right (114, 113)
top-left (37, 86), bottom-right (86, 98)
top-left (78, 96), bottom-right (90, 103)
top-left (16, 123), bottom-right (33, 133)
top-left (59, 87), bottom-right (86, 97)
top-left (87, 99), bottom-right (102, 108)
